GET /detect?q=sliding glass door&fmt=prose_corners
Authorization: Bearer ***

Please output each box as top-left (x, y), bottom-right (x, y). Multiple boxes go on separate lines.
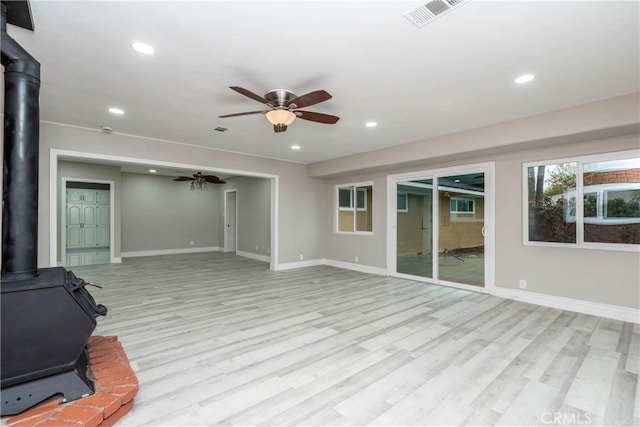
top-left (396, 179), bottom-right (434, 279)
top-left (392, 164), bottom-right (492, 290)
top-left (436, 173), bottom-right (485, 287)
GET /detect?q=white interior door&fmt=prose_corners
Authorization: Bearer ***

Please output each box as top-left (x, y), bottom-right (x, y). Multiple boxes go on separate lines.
top-left (225, 190), bottom-right (237, 252)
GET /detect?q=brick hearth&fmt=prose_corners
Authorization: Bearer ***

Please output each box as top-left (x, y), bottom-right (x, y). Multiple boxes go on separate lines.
top-left (3, 336), bottom-right (138, 427)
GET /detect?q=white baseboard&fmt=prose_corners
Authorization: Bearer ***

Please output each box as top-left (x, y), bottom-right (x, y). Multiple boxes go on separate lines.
top-left (58, 257), bottom-right (122, 265)
top-left (322, 259), bottom-right (387, 276)
top-left (492, 287), bottom-right (640, 324)
top-left (275, 259), bottom-right (324, 271)
top-left (275, 258), bottom-right (387, 275)
top-left (236, 250), bottom-right (271, 263)
top-left (121, 246), bottom-right (222, 258)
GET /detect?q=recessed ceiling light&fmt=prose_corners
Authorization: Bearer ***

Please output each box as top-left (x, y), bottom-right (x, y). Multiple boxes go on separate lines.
top-left (149, 169), bottom-right (157, 173)
top-left (365, 121), bottom-right (377, 128)
top-left (291, 145), bottom-right (301, 150)
top-left (515, 74), bottom-right (535, 84)
top-left (108, 107), bottom-right (124, 115)
top-left (132, 42), bottom-right (156, 55)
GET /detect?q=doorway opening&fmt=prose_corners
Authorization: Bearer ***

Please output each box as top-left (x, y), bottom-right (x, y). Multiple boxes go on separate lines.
top-left (61, 179), bottom-right (115, 267)
top-left (224, 189), bottom-right (237, 253)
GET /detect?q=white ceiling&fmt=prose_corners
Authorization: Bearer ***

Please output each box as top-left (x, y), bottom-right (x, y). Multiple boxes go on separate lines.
top-left (4, 1), bottom-right (639, 165)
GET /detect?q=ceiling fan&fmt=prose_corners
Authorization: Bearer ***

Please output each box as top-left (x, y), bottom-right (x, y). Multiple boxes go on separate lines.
top-left (219, 86), bottom-right (340, 133)
top-left (173, 172), bottom-right (225, 191)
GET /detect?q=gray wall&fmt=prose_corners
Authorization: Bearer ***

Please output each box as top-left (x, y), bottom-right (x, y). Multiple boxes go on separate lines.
top-left (221, 176), bottom-right (271, 257)
top-left (38, 121), bottom-right (324, 267)
top-left (121, 173), bottom-right (221, 253)
top-left (57, 160), bottom-right (122, 262)
top-left (321, 133), bottom-right (640, 309)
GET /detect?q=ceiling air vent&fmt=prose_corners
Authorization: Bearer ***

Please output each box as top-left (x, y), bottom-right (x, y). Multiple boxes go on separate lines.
top-left (213, 127), bottom-right (228, 132)
top-left (404, 0), bottom-right (467, 27)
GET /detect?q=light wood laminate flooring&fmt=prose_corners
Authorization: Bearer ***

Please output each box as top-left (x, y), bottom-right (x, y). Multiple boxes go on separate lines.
top-left (73, 253), bottom-right (639, 426)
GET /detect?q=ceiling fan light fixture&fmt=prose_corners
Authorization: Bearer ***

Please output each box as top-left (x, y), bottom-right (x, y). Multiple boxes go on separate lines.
top-left (266, 109), bottom-right (296, 126)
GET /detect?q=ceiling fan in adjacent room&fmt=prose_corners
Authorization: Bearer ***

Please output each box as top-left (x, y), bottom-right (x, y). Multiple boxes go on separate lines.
top-left (219, 86), bottom-right (340, 133)
top-left (173, 172), bottom-right (225, 191)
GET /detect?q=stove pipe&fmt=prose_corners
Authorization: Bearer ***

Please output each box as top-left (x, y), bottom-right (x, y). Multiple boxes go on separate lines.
top-left (1, 4), bottom-right (41, 281)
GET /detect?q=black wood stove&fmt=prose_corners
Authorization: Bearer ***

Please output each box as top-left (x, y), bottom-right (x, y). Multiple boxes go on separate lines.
top-left (1, 1), bottom-right (107, 416)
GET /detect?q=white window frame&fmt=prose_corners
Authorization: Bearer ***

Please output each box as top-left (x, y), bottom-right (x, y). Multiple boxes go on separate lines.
top-left (450, 197), bottom-right (475, 214)
top-left (336, 181), bottom-right (374, 235)
top-left (522, 149), bottom-right (640, 252)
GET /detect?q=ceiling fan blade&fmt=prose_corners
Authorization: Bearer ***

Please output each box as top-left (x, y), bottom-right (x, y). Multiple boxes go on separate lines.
top-left (203, 175), bottom-right (222, 183)
top-left (296, 110), bottom-right (340, 124)
top-left (229, 86), bottom-right (272, 106)
top-left (287, 90), bottom-right (332, 109)
top-left (218, 110), bottom-right (267, 118)
top-left (173, 176), bottom-right (195, 181)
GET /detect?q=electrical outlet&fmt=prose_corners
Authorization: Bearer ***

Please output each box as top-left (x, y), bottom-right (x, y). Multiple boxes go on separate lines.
top-left (519, 279), bottom-right (527, 289)
top-left (355, 255), bottom-right (359, 263)
top-left (190, 240), bottom-right (194, 246)
top-left (256, 245), bottom-right (259, 251)
top-left (299, 254), bottom-right (304, 261)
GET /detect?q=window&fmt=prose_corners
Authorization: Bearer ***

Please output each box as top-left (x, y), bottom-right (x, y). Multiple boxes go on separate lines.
top-left (524, 151), bottom-right (639, 250)
top-left (338, 187), bottom-right (353, 209)
top-left (450, 197), bottom-right (475, 214)
top-left (356, 188), bottom-right (367, 211)
top-left (526, 161), bottom-right (577, 243)
top-left (397, 193), bottom-right (408, 212)
top-left (337, 183), bottom-right (373, 233)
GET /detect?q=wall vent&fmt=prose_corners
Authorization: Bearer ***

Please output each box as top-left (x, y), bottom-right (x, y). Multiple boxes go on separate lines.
top-left (404, 0), bottom-right (468, 27)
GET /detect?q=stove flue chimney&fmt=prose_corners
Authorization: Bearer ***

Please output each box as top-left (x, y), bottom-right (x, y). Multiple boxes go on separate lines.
top-left (1, 2), bottom-right (41, 281)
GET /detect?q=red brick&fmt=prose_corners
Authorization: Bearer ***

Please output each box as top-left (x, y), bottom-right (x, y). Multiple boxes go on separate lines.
top-left (106, 384), bottom-right (138, 404)
top-left (51, 406), bottom-right (102, 427)
top-left (103, 376), bottom-right (138, 388)
top-left (70, 393), bottom-right (121, 419)
top-left (97, 377), bottom-right (138, 391)
top-left (101, 400), bottom-right (133, 427)
top-left (7, 413), bottom-right (52, 426)
top-left (88, 336), bottom-right (117, 345)
top-left (34, 420), bottom-right (82, 427)
top-left (88, 360), bottom-right (116, 372)
top-left (94, 366), bottom-right (130, 379)
top-left (88, 343), bottom-right (116, 354)
top-left (87, 348), bottom-right (113, 359)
